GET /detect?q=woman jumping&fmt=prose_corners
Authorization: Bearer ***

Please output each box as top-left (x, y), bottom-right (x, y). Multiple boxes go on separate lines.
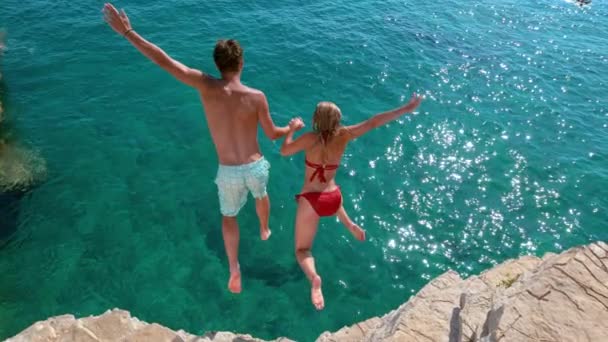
top-left (280, 93), bottom-right (423, 310)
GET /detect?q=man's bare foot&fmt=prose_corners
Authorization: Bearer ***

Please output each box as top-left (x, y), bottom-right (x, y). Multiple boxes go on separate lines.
top-left (228, 272), bottom-right (242, 294)
top-left (311, 275), bottom-right (324, 310)
top-left (260, 227), bottom-right (272, 241)
top-left (348, 224), bottom-right (366, 241)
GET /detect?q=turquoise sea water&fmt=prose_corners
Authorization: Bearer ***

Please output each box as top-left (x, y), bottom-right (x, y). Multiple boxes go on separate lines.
top-left (1, 0), bottom-right (607, 340)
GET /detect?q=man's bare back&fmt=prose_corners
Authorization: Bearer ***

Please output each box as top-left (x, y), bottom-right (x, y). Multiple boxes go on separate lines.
top-left (198, 80), bottom-right (270, 165)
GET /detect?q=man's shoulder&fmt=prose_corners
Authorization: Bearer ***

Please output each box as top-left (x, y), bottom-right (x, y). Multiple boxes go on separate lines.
top-left (242, 85), bottom-right (265, 98)
top-left (196, 74), bottom-right (219, 90)
top-left (241, 87), bottom-right (267, 108)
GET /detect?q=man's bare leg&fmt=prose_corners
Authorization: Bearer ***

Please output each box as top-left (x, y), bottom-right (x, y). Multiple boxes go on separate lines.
top-left (336, 206), bottom-right (366, 241)
top-left (255, 196), bottom-right (272, 240)
top-left (295, 198), bottom-right (324, 310)
top-left (222, 216), bottom-right (241, 293)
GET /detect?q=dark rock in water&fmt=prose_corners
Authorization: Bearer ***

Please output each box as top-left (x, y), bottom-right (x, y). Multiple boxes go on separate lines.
top-left (576, 0), bottom-right (591, 5)
top-left (0, 189), bottom-right (25, 243)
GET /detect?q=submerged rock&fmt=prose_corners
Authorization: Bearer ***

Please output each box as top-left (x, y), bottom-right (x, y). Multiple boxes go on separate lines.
top-left (0, 143), bottom-right (47, 192)
top-left (0, 32), bottom-right (46, 244)
top-left (1, 32), bottom-right (47, 193)
top-left (7, 242), bottom-right (608, 341)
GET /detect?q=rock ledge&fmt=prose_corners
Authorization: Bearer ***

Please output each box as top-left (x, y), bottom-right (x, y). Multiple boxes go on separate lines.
top-left (319, 241), bottom-right (608, 341)
top-left (7, 308), bottom-right (293, 342)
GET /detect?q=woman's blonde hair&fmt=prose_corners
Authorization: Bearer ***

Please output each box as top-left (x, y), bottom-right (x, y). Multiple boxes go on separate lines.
top-left (312, 102), bottom-right (342, 163)
top-left (312, 101), bottom-right (342, 141)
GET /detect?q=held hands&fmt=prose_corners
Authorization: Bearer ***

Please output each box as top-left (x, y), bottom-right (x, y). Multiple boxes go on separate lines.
top-left (103, 3), bottom-right (133, 36)
top-left (289, 117), bottom-right (305, 131)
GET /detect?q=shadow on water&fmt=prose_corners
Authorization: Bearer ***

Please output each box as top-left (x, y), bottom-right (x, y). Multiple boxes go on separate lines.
top-left (198, 200), bottom-right (303, 288)
top-left (0, 189), bottom-right (26, 246)
top-left (246, 257), bottom-right (302, 287)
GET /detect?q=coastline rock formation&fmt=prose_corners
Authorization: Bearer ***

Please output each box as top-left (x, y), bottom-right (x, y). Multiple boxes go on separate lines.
top-left (318, 241), bottom-right (608, 341)
top-left (6, 309), bottom-right (294, 342)
top-left (7, 242), bottom-right (608, 341)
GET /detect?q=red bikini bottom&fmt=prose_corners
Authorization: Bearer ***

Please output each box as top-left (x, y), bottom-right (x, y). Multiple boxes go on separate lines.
top-left (295, 187), bottom-right (342, 217)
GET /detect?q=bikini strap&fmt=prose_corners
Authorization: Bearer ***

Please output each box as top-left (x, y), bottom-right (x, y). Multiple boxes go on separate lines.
top-left (305, 159), bottom-right (339, 183)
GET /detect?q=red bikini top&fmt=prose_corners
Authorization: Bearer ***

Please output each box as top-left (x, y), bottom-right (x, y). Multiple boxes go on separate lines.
top-left (305, 159), bottom-right (339, 183)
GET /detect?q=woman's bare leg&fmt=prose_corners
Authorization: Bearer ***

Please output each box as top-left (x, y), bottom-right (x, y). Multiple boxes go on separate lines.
top-left (336, 206), bottom-right (366, 241)
top-left (294, 198), bottom-right (324, 310)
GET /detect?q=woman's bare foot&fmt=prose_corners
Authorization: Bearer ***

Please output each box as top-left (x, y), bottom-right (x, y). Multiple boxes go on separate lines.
top-left (311, 275), bottom-right (324, 310)
top-left (228, 271), bottom-right (242, 294)
top-left (260, 227), bottom-right (272, 241)
top-left (348, 224), bottom-right (366, 241)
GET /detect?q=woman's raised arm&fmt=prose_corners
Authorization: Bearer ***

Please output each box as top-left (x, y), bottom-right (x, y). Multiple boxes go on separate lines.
top-left (345, 93), bottom-right (423, 140)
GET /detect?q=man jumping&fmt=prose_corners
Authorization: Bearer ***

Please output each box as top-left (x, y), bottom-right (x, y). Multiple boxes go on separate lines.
top-left (103, 3), bottom-right (294, 293)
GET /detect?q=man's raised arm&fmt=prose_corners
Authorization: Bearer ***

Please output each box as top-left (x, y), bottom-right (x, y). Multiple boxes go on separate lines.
top-left (103, 3), bottom-right (207, 88)
top-left (258, 93), bottom-right (290, 140)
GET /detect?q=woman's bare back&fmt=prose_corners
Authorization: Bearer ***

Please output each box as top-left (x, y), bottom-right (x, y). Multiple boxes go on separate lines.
top-left (301, 129), bottom-right (350, 193)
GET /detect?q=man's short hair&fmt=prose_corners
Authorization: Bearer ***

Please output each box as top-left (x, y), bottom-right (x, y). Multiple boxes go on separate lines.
top-left (213, 39), bottom-right (243, 73)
